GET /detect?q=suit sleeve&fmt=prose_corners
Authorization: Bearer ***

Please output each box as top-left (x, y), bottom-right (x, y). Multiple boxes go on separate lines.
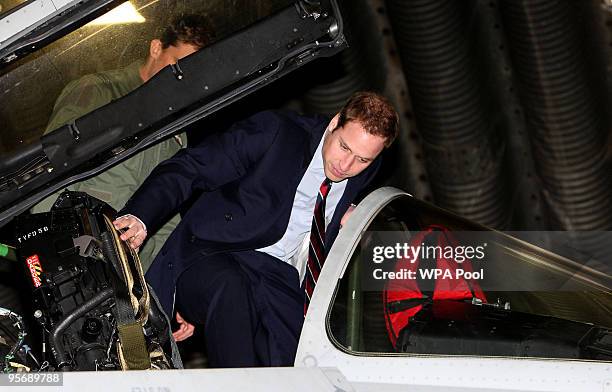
top-left (119, 111), bottom-right (281, 232)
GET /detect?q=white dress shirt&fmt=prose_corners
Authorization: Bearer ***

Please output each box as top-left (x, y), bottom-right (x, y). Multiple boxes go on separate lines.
top-left (257, 129), bottom-right (347, 282)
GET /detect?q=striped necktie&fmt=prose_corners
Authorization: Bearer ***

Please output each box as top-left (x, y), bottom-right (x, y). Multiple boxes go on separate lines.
top-left (304, 177), bottom-right (332, 315)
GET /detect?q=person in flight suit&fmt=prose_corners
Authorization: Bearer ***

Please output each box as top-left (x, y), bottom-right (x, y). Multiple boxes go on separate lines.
top-left (114, 91), bottom-right (400, 367)
top-left (33, 14), bottom-right (214, 271)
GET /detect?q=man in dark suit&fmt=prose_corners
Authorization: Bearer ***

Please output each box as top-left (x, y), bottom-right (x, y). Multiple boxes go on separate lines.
top-left (113, 91), bottom-right (399, 367)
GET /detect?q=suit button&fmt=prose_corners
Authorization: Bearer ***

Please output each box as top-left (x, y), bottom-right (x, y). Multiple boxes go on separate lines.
top-left (224, 213), bottom-right (233, 222)
top-left (167, 262), bottom-right (173, 269)
top-left (189, 235), bottom-right (196, 243)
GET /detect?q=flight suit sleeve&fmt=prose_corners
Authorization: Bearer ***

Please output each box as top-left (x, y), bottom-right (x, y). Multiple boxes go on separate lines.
top-left (44, 75), bottom-right (114, 134)
top-left (31, 76), bottom-right (117, 213)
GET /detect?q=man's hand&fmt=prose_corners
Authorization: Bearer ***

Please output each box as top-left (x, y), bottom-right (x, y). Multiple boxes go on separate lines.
top-left (172, 312), bottom-right (195, 342)
top-left (340, 203), bottom-right (357, 228)
top-left (113, 215), bottom-right (148, 250)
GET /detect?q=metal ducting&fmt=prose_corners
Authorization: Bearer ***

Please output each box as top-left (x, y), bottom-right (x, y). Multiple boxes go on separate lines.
top-left (385, 0), bottom-right (510, 229)
top-left (499, 0), bottom-right (612, 230)
top-left (301, 1), bottom-right (383, 116)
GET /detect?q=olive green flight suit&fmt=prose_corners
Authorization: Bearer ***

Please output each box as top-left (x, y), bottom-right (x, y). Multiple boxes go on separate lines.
top-left (33, 60), bottom-right (184, 271)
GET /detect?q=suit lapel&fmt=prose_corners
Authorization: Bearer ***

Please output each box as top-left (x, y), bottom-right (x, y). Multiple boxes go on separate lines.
top-left (301, 116), bottom-right (329, 175)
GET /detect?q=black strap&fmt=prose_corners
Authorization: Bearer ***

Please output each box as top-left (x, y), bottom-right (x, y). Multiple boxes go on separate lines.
top-left (386, 297), bottom-right (431, 314)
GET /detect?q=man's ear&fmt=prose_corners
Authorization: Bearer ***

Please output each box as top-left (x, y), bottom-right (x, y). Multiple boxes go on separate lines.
top-left (329, 113), bottom-right (340, 132)
top-left (149, 39), bottom-right (163, 60)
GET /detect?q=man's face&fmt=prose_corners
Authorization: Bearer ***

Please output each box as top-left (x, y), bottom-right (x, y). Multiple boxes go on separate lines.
top-left (322, 117), bottom-right (386, 182)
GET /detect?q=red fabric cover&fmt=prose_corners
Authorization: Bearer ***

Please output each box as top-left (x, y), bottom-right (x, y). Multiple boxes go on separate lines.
top-left (383, 225), bottom-right (487, 348)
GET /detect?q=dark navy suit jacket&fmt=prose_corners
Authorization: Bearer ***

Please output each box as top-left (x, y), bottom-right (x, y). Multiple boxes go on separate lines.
top-left (121, 110), bottom-right (381, 315)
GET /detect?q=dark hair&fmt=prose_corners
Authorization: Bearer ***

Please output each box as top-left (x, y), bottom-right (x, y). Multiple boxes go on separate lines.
top-left (336, 91), bottom-right (399, 147)
top-left (160, 14), bottom-right (215, 49)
